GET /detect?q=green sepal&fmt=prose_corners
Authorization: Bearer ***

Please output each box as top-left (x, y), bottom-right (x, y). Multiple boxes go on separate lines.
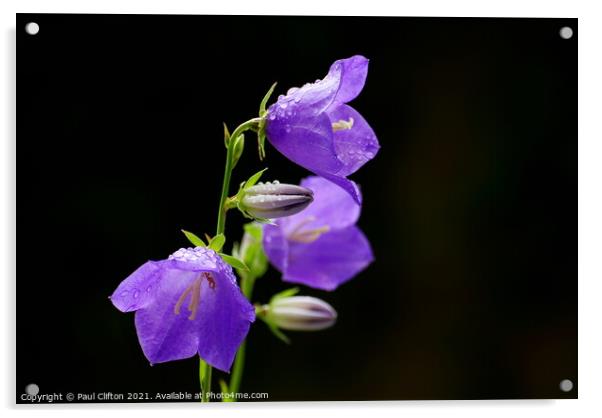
top-left (181, 229), bottom-right (206, 247)
top-left (243, 168), bottom-right (268, 189)
top-left (257, 82), bottom-right (276, 160)
top-left (266, 321), bottom-right (291, 344)
top-left (256, 305), bottom-right (291, 344)
top-left (208, 233), bottom-right (226, 252)
top-left (256, 131), bottom-right (264, 161)
top-left (219, 253), bottom-right (250, 272)
top-left (223, 122), bottom-right (231, 147)
top-left (270, 287), bottom-right (300, 303)
top-left (259, 82), bottom-right (277, 117)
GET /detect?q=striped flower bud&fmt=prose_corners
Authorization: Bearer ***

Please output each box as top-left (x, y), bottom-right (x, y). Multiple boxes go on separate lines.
top-left (240, 181), bottom-right (313, 219)
top-left (264, 296), bottom-right (337, 331)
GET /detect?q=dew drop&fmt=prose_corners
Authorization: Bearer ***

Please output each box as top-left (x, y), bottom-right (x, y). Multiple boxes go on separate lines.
top-left (120, 290), bottom-right (129, 297)
top-left (146, 286), bottom-right (152, 293)
top-left (287, 87), bottom-right (299, 95)
top-left (279, 102), bottom-right (288, 109)
top-left (278, 94), bottom-right (285, 100)
top-left (133, 290), bottom-right (140, 299)
top-left (268, 113), bottom-right (276, 120)
top-left (273, 180), bottom-right (280, 184)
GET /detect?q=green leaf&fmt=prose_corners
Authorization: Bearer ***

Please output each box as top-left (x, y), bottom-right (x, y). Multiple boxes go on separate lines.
top-left (181, 230), bottom-right (206, 247)
top-left (208, 233), bottom-right (226, 252)
top-left (259, 82), bottom-right (277, 116)
top-left (270, 287), bottom-right (300, 303)
top-left (219, 254), bottom-right (249, 272)
top-left (243, 168), bottom-right (268, 189)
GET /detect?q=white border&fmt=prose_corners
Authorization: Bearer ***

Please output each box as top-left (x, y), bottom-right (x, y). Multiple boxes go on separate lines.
top-left (3, 1), bottom-right (601, 417)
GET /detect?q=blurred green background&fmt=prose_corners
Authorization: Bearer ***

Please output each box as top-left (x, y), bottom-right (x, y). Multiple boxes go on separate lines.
top-left (17, 15), bottom-right (576, 401)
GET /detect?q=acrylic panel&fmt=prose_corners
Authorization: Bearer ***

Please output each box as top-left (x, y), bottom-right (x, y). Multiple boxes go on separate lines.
top-left (17, 14), bottom-right (577, 403)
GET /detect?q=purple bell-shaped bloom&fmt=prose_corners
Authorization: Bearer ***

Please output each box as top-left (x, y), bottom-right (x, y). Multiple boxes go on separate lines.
top-left (110, 247), bottom-right (255, 372)
top-left (265, 55), bottom-right (380, 204)
top-left (262, 176), bottom-right (374, 291)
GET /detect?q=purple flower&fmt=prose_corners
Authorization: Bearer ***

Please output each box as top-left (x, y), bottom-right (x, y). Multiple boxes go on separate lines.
top-left (110, 247), bottom-right (255, 372)
top-left (265, 55), bottom-right (380, 204)
top-left (262, 176), bottom-right (374, 291)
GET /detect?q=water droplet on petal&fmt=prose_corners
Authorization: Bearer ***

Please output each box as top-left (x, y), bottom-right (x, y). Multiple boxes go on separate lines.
top-left (120, 290), bottom-right (129, 297)
top-left (287, 87), bottom-right (299, 95)
top-left (279, 102), bottom-right (288, 109)
top-left (146, 286), bottom-right (152, 293)
top-left (133, 290), bottom-right (140, 299)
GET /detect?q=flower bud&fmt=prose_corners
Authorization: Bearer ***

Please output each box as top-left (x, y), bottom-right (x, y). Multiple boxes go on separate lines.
top-left (264, 296), bottom-right (337, 331)
top-left (241, 181), bottom-right (313, 219)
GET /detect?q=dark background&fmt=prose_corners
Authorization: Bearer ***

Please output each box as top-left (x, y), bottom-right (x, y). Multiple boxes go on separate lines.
top-left (17, 14), bottom-right (577, 401)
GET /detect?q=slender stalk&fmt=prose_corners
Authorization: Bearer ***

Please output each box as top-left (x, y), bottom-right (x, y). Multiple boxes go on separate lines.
top-left (216, 118), bottom-right (262, 236)
top-left (200, 117), bottom-right (262, 402)
top-left (228, 274), bottom-right (256, 396)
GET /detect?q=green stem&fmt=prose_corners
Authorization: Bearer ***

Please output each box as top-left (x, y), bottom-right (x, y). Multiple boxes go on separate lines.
top-left (201, 117), bottom-right (262, 402)
top-left (228, 274), bottom-right (256, 396)
top-left (216, 118), bottom-right (262, 236)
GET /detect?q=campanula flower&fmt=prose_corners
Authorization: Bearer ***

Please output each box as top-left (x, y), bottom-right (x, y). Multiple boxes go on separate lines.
top-left (110, 247), bottom-right (255, 372)
top-left (264, 55), bottom-right (380, 204)
top-left (262, 176), bottom-right (374, 290)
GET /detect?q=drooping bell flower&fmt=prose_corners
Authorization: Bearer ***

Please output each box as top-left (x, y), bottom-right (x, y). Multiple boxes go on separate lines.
top-left (264, 55), bottom-right (380, 204)
top-left (110, 247), bottom-right (255, 372)
top-left (262, 176), bottom-right (374, 291)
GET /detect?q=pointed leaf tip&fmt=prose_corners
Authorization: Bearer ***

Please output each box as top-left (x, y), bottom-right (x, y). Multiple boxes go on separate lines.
top-left (181, 229), bottom-right (206, 247)
top-left (209, 233), bottom-right (226, 252)
top-left (219, 254), bottom-right (250, 272)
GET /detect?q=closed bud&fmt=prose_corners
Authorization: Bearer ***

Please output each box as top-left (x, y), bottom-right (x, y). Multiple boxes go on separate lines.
top-left (264, 296), bottom-right (337, 331)
top-left (240, 181), bottom-right (313, 219)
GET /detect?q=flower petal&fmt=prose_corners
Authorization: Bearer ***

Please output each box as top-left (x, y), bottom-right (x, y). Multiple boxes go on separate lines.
top-left (282, 225), bottom-right (374, 291)
top-left (277, 176), bottom-right (360, 233)
top-left (134, 268), bottom-right (204, 364)
top-left (195, 270), bottom-right (255, 372)
top-left (110, 261), bottom-right (163, 312)
top-left (328, 104), bottom-right (380, 176)
top-left (262, 223), bottom-right (289, 275)
top-left (311, 170), bottom-right (363, 205)
top-left (329, 55), bottom-right (369, 105)
top-left (266, 112), bottom-right (343, 174)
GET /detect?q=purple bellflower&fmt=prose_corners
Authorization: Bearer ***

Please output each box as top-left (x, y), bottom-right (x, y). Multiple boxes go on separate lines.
top-left (262, 176), bottom-right (374, 291)
top-left (110, 247), bottom-right (255, 372)
top-left (265, 55), bottom-right (380, 204)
